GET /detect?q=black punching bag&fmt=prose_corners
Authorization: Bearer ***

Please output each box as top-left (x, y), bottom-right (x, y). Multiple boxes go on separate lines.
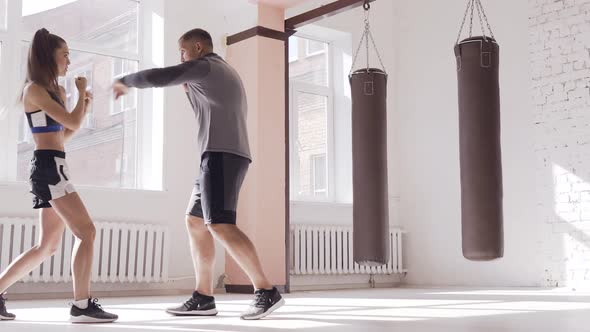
top-left (454, 36), bottom-right (503, 261)
top-left (350, 68), bottom-right (389, 266)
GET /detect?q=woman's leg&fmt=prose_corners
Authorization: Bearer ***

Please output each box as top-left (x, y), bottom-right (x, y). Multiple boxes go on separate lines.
top-left (51, 192), bottom-right (118, 323)
top-left (50, 193), bottom-right (96, 301)
top-left (0, 208), bottom-right (65, 293)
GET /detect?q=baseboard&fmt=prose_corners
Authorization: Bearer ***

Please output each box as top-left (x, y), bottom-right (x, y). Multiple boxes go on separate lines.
top-left (289, 274), bottom-right (403, 291)
top-left (289, 282), bottom-right (401, 292)
top-left (225, 284), bottom-right (288, 294)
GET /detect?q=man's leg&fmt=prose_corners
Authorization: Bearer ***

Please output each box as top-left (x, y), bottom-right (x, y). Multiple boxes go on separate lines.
top-left (186, 215), bottom-right (216, 295)
top-left (208, 223), bottom-right (284, 320)
top-left (166, 184), bottom-right (218, 316)
top-left (202, 152), bottom-right (283, 320)
top-left (207, 224), bottom-right (272, 290)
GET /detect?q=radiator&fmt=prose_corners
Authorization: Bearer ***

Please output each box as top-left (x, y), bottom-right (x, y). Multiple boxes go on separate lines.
top-left (0, 217), bottom-right (169, 283)
top-left (290, 225), bottom-right (404, 275)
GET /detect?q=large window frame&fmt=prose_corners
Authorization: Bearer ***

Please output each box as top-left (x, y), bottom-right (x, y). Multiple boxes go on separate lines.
top-left (0, 0), bottom-right (163, 191)
top-left (111, 57), bottom-right (137, 116)
top-left (289, 33), bottom-right (336, 203)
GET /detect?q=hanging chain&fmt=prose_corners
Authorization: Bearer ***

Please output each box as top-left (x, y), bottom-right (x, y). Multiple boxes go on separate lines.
top-left (368, 29), bottom-right (387, 72)
top-left (350, 18), bottom-right (368, 75)
top-left (477, 0), bottom-right (496, 40)
top-left (469, 0), bottom-right (475, 38)
top-left (455, 0), bottom-right (496, 45)
top-left (350, 1), bottom-right (387, 75)
top-left (350, 33), bottom-right (366, 75)
top-left (456, 0), bottom-right (473, 45)
top-left (365, 10), bottom-right (370, 71)
top-left (475, 0), bottom-right (487, 41)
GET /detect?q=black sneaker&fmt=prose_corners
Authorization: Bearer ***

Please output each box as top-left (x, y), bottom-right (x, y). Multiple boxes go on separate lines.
top-left (166, 291), bottom-right (218, 316)
top-left (70, 298), bottom-right (118, 323)
top-left (240, 287), bottom-right (285, 320)
top-left (0, 293), bottom-right (15, 321)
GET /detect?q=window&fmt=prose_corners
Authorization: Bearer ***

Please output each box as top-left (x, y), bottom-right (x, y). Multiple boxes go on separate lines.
top-left (115, 154), bottom-right (128, 174)
top-left (291, 91), bottom-right (329, 199)
top-left (18, 113), bottom-right (31, 144)
top-left (289, 36), bottom-right (329, 86)
top-left (289, 34), bottom-right (333, 201)
top-left (111, 58), bottom-right (138, 115)
top-left (306, 39), bottom-right (326, 57)
top-left (0, 0), bottom-right (159, 189)
top-left (311, 154), bottom-right (327, 197)
top-left (63, 64), bottom-right (94, 128)
top-left (21, 0), bottom-right (138, 53)
top-left (289, 27), bottom-right (353, 204)
top-left (288, 36), bottom-right (299, 62)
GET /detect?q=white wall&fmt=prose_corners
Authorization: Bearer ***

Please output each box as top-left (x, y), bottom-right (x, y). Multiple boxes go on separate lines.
top-left (529, 0), bottom-right (590, 288)
top-left (392, 0), bottom-right (546, 287)
top-left (288, 0), bottom-right (562, 287)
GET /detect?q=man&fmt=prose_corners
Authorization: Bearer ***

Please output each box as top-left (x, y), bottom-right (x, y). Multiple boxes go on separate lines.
top-left (112, 28), bottom-right (284, 320)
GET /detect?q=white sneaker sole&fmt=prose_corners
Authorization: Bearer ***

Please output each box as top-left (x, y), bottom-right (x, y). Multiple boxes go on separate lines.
top-left (70, 315), bottom-right (118, 324)
top-left (166, 308), bottom-right (218, 316)
top-left (241, 298), bottom-right (285, 320)
top-left (0, 314), bottom-right (15, 321)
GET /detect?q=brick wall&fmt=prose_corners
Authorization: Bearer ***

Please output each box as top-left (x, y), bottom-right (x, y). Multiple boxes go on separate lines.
top-left (529, 0), bottom-right (590, 286)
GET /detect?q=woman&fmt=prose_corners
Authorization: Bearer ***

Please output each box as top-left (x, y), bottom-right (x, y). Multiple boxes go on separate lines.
top-left (0, 28), bottom-right (117, 323)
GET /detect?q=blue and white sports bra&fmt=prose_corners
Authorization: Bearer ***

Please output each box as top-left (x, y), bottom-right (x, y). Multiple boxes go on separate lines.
top-left (26, 89), bottom-right (65, 133)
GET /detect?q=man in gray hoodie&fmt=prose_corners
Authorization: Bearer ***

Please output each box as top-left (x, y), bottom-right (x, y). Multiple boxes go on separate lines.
top-left (112, 28), bottom-right (283, 320)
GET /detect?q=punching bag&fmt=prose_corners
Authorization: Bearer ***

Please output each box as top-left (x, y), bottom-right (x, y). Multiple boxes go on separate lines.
top-left (349, 1), bottom-right (390, 266)
top-left (455, 0), bottom-right (503, 261)
top-left (350, 68), bottom-right (389, 266)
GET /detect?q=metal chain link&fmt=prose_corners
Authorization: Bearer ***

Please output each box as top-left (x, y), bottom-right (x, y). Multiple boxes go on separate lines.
top-left (455, 0), bottom-right (496, 45)
top-left (477, 0), bottom-right (496, 40)
top-left (469, 0), bottom-right (475, 38)
top-left (350, 2), bottom-right (387, 75)
top-left (368, 29), bottom-right (387, 72)
top-left (365, 11), bottom-right (370, 70)
top-left (350, 15), bottom-right (368, 75)
top-left (475, 0), bottom-right (487, 41)
top-left (456, 0), bottom-right (474, 45)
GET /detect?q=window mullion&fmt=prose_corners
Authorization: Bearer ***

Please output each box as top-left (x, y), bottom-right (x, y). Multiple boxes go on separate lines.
top-left (327, 42), bottom-right (336, 202)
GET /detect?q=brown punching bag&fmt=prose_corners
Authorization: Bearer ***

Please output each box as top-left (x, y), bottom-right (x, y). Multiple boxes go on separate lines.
top-left (350, 68), bottom-right (389, 266)
top-left (455, 0), bottom-right (503, 261)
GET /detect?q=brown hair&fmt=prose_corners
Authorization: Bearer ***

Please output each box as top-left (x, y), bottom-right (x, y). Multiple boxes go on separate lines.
top-left (179, 28), bottom-right (213, 48)
top-left (22, 28), bottom-right (66, 99)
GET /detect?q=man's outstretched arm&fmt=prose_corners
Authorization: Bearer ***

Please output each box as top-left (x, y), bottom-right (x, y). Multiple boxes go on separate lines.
top-left (118, 60), bottom-right (210, 89)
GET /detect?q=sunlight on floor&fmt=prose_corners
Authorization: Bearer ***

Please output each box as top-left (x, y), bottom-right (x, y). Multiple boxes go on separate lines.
top-left (2, 288), bottom-right (590, 332)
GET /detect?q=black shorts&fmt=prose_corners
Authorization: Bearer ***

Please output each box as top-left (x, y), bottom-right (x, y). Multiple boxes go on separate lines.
top-left (186, 152), bottom-right (249, 225)
top-left (29, 150), bottom-right (76, 209)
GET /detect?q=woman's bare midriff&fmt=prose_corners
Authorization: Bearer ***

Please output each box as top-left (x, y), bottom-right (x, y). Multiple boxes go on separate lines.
top-left (30, 131), bottom-right (65, 151)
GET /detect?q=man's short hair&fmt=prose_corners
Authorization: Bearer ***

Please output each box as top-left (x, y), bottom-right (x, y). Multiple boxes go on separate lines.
top-left (179, 28), bottom-right (213, 48)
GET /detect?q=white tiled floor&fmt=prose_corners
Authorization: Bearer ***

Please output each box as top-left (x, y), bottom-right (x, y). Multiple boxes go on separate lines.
top-left (2, 287), bottom-right (590, 331)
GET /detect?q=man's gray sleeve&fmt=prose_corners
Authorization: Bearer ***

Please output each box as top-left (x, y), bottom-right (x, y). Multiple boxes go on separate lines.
top-left (119, 60), bottom-right (210, 88)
